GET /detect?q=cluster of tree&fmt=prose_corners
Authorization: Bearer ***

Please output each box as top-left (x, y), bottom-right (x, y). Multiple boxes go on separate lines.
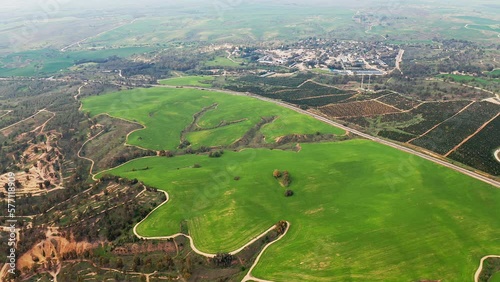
top-left (275, 220), bottom-right (288, 235)
top-left (273, 169), bottom-right (291, 187)
top-left (159, 150), bottom-right (174, 157)
top-left (178, 140), bottom-right (191, 149)
top-left (211, 253), bottom-right (235, 268)
top-left (208, 150), bottom-right (224, 158)
top-left (109, 149), bottom-right (157, 167)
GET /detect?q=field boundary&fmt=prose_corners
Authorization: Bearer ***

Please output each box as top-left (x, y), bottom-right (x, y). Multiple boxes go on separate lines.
top-left (133, 189), bottom-right (284, 256)
top-left (241, 222), bottom-right (291, 282)
top-left (132, 188), bottom-right (291, 281)
top-left (407, 101), bottom-right (475, 144)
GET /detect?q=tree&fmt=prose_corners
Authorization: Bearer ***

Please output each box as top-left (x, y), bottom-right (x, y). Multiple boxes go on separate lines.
top-left (43, 180), bottom-right (51, 188)
top-left (282, 171), bottom-right (291, 187)
top-left (115, 258), bottom-right (124, 269)
top-left (275, 220), bottom-right (288, 235)
top-left (273, 169), bottom-right (281, 178)
top-left (212, 253), bottom-right (234, 268)
top-left (284, 190), bottom-right (294, 197)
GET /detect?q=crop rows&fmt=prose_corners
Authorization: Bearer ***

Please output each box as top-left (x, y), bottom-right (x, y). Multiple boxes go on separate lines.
top-left (449, 115), bottom-right (500, 176)
top-left (319, 100), bottom-right (401, 118)
top-left (398, 101), bottom-right (471, 136)
top-left (289, 94), bottom-right (354, 107)
top-left (410, 102), bottom-right (500, 154)
top-left (377, 94), bottom-right (421, 110)
top-left (378, 130), bottom-right (416, 142)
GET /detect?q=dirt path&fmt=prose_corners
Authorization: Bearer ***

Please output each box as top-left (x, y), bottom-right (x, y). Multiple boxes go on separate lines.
top-left (77, 129), bottom-right (105, 180)
top-left (308, 80), bottom-right (352, 91)
top-left (444, 112), bottom-right (500, 157)
top-left (297, 79), bottom-right (312, 88)
top-left (132, 189), bottom-right (284, 259)
top-left (33, 110), bottom-right (56, 133)
top-left (0, 110), bottom-right (12, 119)
top-left (226, 50), bottom-right (237, 63)
top-left (407, 101), bottom-right (475, 144)
top-left (75, 83), bottom-right (88, 111)
top-left (0, 108), bottom-right (48, 132)
top-left (62, 259), bottom-right (160, 280)
top-left (428, 77), bottom-right (497, 96)
top-left (474, 255), bottom-right (500, 282)
top-left (391, 49), bottom-right (405, 74)
top-left (241, 222), bottom-right (291, 282)
top-left (495, 149), bottom-right (500, 163)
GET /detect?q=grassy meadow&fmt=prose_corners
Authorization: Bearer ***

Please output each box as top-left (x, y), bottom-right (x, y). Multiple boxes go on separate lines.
top-left (82, 86), bottom-right (500, 281)
top-left (82, 87), bottom-right (344, 150)
top-left (99, 141), bottom-right (500, 281)
top-left (0, 47), bottom-right (153, 77)
top-left (158, 76), bottom-right (215, 87)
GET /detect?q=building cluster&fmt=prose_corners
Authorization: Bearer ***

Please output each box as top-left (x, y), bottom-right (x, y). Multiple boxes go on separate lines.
top-left (251, 38), bottom-right (400, 75)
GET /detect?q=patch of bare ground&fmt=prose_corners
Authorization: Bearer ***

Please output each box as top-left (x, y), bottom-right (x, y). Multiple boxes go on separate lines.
top-left (17, 227), bottom-right (99, 276)
top-left (0, 130), bottom-right (65, 197)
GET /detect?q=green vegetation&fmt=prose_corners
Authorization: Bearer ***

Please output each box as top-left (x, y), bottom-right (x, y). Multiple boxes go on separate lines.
top-left (0, 47), bottom-right (153, 76)
top-left (455, 16), bottom-right (499, 25)
top-left (84, 83), bottom-right (499, 281)
top-left (99, 141), bottom-right (500, 281)
top-left (159, 75), bottom-right (215, 87)
top-left (204, 56), bottom-right (244, 67)
top-left (491, 272), bottom-right (500, 282)
top-left (438, 74), bottom-right (497, 87)
top-left (82, 87), bottom-right (344, 150)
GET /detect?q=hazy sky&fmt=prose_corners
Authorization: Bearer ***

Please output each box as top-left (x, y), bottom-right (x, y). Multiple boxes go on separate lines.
top-left (2, 0), bottom-right (499, 14)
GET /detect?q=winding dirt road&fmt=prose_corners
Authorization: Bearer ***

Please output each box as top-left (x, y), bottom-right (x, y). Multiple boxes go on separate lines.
top-left (474, 255), bottom-right (500, 282)
top-left (132, 188), bottom-right (291, 281)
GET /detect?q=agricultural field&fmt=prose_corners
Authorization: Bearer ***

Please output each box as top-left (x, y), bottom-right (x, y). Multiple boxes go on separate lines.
top-left (80, 83), bottom-right (500, 281)
top-left (0, 47), bottom-right (154, 77)
top-left (99, 141), bottom-right (500, 281)
top-left (395, 101), bottom-right (472, 136)
top-left (437, 74), bottom-right (499, 88)
top-left (82, 87), bottom-right (345, 151)
top-left (158, 75), bottom-right (215, 87)
top-left (319, 100), bottom-right (401, 118)
top-left (449, 116), bottom-right (500, 176)
top-left (377, 93), bottom-right (422, 111)
top-left (226, 76), bottom-right (355, 107)
top-left (204, 56), bottom-right (245, 68)
top-left (410, 102), bottom-right (500, 155)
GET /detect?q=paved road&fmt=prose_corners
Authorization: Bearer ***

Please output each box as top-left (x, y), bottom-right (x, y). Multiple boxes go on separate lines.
top-left (152, 84), bottom-right (500, 188)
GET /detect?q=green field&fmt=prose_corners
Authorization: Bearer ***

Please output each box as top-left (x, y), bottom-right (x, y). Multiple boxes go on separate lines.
top-left (99, 141), bottom-right (500, 281)
top-left (83, 86), bottom-right (500, 281)
top-left (488, 69), bottom-right (500, 77)
top-left (438, 74), bottom-right (497, 87)
top-left (491, 271), bottom-right (500, 282)
top-left (158, 75), bottom-right (215, 87)
top-left (455, 16), bottom-right (499, 25)
top-left (82, 87), bottom-right (344, 150)
top-left (204, 56), bottom-right (244, 68)
top-left (0, 47), bottom-right (153, 77)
